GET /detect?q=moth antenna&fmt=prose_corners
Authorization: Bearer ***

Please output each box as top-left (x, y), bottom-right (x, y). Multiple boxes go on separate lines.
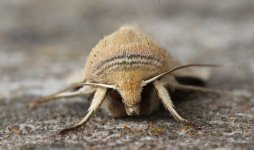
top-left (142, 64), bottom-right (221, 86)
top-left (45, 81), bottom-right (109, 95)
top-left (80, 83), bottom-right (116, 89)
top-left (29, 82), bottom-right (115, 107)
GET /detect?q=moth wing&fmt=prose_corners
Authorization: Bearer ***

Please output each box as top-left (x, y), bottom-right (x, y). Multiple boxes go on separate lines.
top-left (66, 69), bottom-right (86, 84)
top-left (66, 69), bottom-right (96, 98)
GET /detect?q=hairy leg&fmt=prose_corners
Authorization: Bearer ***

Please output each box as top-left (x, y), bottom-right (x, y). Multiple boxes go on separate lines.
top-left (60, 87), bottom-right (107, 134)
top-left (153, 80), bottom-right (187, 122)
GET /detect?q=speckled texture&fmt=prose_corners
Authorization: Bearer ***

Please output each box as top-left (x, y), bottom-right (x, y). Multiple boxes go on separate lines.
top-left (0, 0), bottom-right (254, 149)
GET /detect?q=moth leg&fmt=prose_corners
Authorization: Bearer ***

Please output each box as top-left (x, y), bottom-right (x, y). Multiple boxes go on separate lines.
top-left (153, 80), bottom-right (187, 122)
top-left (60, 87), bottom-right (107, 134)
top-left (170, 82), bottom-right (221, 95)
top-left (29, 85), bottom-right (96, 108)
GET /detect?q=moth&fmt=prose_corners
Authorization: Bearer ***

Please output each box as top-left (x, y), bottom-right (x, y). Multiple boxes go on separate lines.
top-left (29, 25), bottom-right (219, 133)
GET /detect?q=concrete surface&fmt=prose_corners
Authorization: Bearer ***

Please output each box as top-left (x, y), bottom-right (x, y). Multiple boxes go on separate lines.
top-left (0, 0), bottom-right (254, 149)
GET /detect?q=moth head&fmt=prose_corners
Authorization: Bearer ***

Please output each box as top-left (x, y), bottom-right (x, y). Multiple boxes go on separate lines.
top-left (116, 79), bottom-right (143, 116)
top-left (80, 80), bottom-right (143, 116)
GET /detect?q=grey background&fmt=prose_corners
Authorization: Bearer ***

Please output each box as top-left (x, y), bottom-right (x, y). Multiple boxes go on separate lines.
top-left (0, 0), bottom-right (253, 149)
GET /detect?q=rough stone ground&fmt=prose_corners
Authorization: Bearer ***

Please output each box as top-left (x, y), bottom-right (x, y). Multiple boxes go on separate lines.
top-left (0, 0), bottom-right (254, 149)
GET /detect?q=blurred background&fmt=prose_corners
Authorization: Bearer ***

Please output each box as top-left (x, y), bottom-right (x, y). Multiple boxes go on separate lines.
top-left (0, 0), bottom-right (254, 149)
top-left (1, 0), bottom-right (254, 94)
